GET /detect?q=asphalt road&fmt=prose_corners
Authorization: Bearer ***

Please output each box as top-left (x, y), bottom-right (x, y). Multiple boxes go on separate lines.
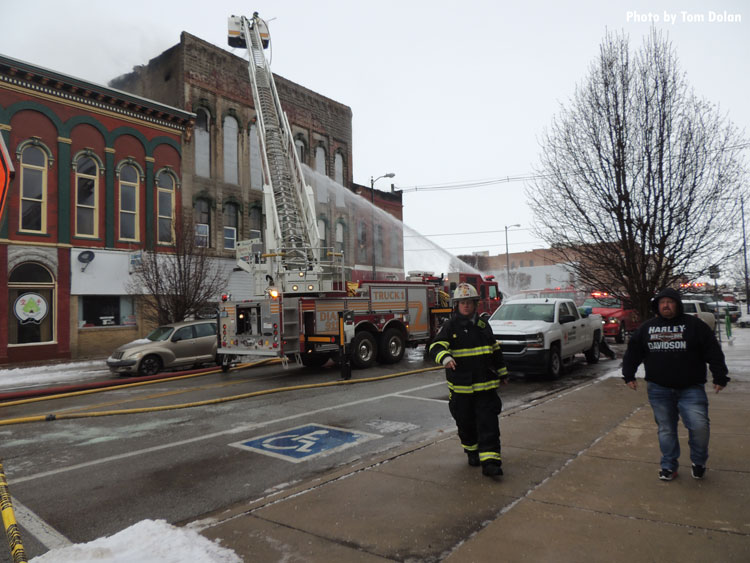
top-left (0, 345), bottom-right (624, 561)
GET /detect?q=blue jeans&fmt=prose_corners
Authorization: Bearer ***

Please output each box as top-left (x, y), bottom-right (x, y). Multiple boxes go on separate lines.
top-left (646, 382), bottom-right (710, 471)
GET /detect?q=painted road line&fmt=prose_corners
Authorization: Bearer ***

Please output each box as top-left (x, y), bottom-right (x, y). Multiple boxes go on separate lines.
top-left (11, 496), bottom-right (72, 550)
top-left (9, 380), bottom-right (445, 485)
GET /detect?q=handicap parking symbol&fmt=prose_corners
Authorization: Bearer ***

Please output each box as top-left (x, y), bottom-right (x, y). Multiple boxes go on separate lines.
top-left (230, 423), bottom-right (381, 463)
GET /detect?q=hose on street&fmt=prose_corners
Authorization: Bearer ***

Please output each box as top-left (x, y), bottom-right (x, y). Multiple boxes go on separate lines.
top-left (1, 459), bottom-right (28, 563)
top-left (0, 365), bottom-right (442, 427)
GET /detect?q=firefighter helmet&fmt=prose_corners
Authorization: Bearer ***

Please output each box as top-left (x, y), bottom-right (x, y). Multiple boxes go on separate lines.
top-left (452, 282), bottom-right (480, 305)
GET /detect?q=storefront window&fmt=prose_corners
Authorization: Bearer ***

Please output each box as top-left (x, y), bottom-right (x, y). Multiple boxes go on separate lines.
top-left (79, 296), bottom-right (135, 327)
top-left (8, 263), bottom-right (55, 344)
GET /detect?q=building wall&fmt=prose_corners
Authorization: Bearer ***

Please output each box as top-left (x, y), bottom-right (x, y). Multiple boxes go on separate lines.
top-left (0, 54), bottom-right (191, 365)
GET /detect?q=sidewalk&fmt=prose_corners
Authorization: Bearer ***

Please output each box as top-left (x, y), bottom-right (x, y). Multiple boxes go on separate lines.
top-left (194, 336), bottom-right (750, 562)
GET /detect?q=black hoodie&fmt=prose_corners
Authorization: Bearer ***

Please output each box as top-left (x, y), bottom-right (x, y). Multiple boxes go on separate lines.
top-left (622, 288), bottom-right (729, 388)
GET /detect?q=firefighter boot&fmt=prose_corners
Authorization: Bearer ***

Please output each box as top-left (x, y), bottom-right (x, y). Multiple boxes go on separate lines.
top-left (482, 462), bottom-right (503, 477)
top-left (467, 451), bottom-right (480, 467)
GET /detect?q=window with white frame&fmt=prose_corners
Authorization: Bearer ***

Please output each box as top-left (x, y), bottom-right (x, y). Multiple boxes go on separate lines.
top-left (195, 108), bottom-right (211, 178)
top-left (195, 199), bottom-right (210, 247)
top-left (315, 145), bottom-right (326, 175)
top-left (295, 137), bottom-right (306, 164)
top-left (119, 164), bottom-right (139, 241)
top-left (334, 152), bottom-right (345, 207)
top-left (223, 114), bottom-right (239, 184)
top-left (75, 155), bottom-right (99, 238)
top-left (224, 202), bottom-right (238, 250)
top-left (19, 145), bottom-right (47, 233)
top-left (157, 171), bottom-right (175, 244)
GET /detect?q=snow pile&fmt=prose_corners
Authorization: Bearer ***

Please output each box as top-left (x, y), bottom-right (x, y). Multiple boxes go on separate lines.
top-left (0, 360), bottom-right (109, 391)
top-left (30, 519), bottom-right (241, 563)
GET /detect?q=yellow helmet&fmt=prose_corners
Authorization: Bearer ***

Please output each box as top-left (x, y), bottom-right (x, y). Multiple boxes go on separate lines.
top-left (452, 282), bottom-right (479, 305)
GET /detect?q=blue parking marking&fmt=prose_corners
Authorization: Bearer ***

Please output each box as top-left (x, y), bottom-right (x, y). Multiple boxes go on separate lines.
top-left (230, 423), bottom-right (382, 463)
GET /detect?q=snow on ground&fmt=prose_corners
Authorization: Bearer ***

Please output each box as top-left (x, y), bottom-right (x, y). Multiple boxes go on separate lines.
top-left (0, 359), bottom-right (111, 392)
top-left (30, 519), bottom-right (240, 563)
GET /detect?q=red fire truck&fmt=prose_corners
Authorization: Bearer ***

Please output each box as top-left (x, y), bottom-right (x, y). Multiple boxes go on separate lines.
top-left (405, 271), bottom-right (502, 316)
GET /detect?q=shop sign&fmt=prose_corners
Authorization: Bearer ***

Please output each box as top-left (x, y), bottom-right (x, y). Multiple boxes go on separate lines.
top-left (13, 292), bottom-right (49, 324)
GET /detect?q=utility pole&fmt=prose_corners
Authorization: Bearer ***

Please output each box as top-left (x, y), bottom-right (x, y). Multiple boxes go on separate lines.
top-left (742, 195), bottom-right (749, 314)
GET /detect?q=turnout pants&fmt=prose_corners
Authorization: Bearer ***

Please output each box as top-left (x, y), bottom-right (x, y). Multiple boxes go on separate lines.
top-left (449, 389), bottom-right (502, 464)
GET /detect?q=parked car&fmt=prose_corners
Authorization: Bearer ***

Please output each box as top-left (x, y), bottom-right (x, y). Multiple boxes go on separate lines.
top-left (706, 301), bottom-right (741, 323)
top-left (681, 300), bottom-right (716, 331)
top-left (738, 311), bottom-right (750, 328)
top-left (581, 292), bottom-right (641, 343)
top-left (107, 319), bottom-right (219, 376)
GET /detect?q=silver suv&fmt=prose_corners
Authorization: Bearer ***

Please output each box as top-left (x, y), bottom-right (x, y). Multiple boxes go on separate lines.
top-left (107, 320), bottom-right (218, 377)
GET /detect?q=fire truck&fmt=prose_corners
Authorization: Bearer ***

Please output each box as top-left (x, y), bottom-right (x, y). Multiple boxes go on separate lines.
top-left (218, 14), bottom-right (455, 374)
top-left (405, 271), bottom-right (501, 316)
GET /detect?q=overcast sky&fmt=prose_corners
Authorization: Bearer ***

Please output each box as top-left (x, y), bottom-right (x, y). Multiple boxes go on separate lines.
top-left (2, 0), bottom-right (747, 256)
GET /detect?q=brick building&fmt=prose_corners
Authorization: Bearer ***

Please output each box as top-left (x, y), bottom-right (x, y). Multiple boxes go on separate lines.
top-left (0, 54), bottom-right (193, 364)
top-left (111, 32), bottom-right (405, 289)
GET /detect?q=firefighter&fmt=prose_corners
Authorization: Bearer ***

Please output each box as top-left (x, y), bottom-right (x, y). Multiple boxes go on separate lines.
top-left (429, 282), bottom-right (508, 477)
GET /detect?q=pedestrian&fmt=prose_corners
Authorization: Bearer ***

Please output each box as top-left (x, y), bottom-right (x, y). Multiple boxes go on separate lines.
top-left (429, 283), bottom-right (508, 477)
top-left (622, 288), bottom-right (729, 481)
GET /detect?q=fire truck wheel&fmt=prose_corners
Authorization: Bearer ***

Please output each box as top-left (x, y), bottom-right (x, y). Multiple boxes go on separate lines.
top-left (379, 328), bottom-right (405, 364)
top-left (220, 354), bottom-right (234, 373)
top-left (615, 323), bottom-right (625, 344)
top-left (301, 353), bottom-right (330, 368)
top-left (351, 332), bottom-right (378, 369)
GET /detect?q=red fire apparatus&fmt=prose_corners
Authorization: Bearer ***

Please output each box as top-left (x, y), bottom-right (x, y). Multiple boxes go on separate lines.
top-left (218, 14), bottom-right (458, 374)
top-left (405, 271), bottom-right (501, 316)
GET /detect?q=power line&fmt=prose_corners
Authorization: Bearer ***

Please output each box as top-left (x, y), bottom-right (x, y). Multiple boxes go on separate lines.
top-left (404, 227), bottom-right (529, 238)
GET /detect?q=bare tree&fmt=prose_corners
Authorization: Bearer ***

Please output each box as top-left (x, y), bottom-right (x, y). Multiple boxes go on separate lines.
top-left (529, 29), bottom-right (747, 319)
top-left (127, 217), bottom-right (228, 326)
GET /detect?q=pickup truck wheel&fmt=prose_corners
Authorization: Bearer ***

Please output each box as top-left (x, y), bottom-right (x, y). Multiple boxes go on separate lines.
top-left (615, 323), bottom-right (625, 344)
top-left (585, 333), bottom-right (601, 364)
top-left (379, 328), bottom-right (405, 364)
top-left (351, 332), bottom-right (378, 369)
top-left (547, 345), bottom-right (562, 379)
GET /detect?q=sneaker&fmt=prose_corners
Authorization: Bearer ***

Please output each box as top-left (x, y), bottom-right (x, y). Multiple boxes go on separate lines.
top-left (482, 462), bottom-right (504, 477)
top-left (691, 464), bottom-right (706, 479)
top-left (659, 468), bottom-right (677, 481)
top-left (466, 451), bottom-right (480, 467)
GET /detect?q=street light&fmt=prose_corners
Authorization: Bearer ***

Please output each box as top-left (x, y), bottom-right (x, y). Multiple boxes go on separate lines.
top-left (505, 224), bottom-right (521, 288)
top-left (370, 172), bottom-right (395, 279)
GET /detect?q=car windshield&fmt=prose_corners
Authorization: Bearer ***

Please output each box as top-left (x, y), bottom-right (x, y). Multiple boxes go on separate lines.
top-left (582, 297), bottom-right (621, 308)
top-left (146, 326), bottom-right (174, 341)
top-left (682, 303), bottom-right (696, 313)
top-left (491, 303), bottom-right (555, 322)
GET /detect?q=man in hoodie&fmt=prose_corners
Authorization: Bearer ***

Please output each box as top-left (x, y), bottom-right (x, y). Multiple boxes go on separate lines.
top-left (429, 283), bottom-right (508, 477)
top-left (622, 288), bottom-right (729, 481)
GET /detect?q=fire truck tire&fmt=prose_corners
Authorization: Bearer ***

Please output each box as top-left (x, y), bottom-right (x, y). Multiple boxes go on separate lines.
top-left (220, 354), bottom-right (234, 373)
top-left (379, 328), bottom-right (405, 364)
top-left (351, 332), bottom-right (378, 369)
top-left (301, 353), bottom-right (330, 368)
top-left (615, 323), bottom-right (625, 344)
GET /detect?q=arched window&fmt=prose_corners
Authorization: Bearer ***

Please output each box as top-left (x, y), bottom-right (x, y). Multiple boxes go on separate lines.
top-left (119, 164), bottom-right (139, 241)
top-left (8, 262), bottom-right (55, 344)
top-left (223, 114), bottom-right (239, 184)
top-left (195, 108), bottom-right (211, 178)
top-left (315, 145), bottom-right (326, 175)
top-left (249, 206), bottom-right (262, 241)
top-left (336, 222), bottom-right (345, 254)
top-left (375, 224), bottom-right (384, 265)
top-left (357, 220), bottom-right (368, 262)
top-left (224, 202), bottom-right (239, 250)
top-left (75, 155), bottom-right (99, 238)
top-left (294, 137), bottom-right (306, 165)
top-left (317, 218), bottom-right (327, 250)
top-left (19, 145), bottom-right (48, 233)
top-left (157, 171), bottom-right (175, 244)
top-left (195, 198), bottom-right (211, 248)
top-left (249, 123), bottom-right (262, 190)
top-left (334, 152), bottom-right (344, 185)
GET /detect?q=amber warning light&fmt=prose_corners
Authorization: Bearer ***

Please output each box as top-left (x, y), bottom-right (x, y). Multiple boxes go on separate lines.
top-left (0, 134), bottom-right (14, 221)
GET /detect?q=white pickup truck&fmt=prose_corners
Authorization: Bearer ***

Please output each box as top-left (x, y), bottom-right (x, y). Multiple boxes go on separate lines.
top-left (488, 298), bottom-right (603, 378)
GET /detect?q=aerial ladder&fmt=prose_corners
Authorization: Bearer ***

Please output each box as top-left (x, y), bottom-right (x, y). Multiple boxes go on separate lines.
top-left (228, 13), bottom-right (341, 297)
